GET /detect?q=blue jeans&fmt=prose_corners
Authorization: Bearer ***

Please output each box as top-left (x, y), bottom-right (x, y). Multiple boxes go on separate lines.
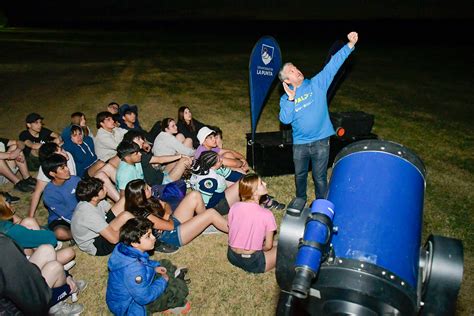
top-left (293, 137), bottom-right (330, 201)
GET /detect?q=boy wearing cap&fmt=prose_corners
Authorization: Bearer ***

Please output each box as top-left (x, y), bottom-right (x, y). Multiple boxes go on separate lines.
top-left (195, 127), bottom-right (249, 173)
top-left (19, 113), bottom-right (62, 171)
top-left (119, 104), bottom-right (143, 131)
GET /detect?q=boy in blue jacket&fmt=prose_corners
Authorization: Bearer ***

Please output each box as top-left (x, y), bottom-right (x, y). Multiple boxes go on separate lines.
top-left (106, 218), bottom-right (190, 315)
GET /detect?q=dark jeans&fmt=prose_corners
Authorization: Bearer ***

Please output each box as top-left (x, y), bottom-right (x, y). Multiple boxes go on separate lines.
top-left (293, 137), bottom-right (330, 201)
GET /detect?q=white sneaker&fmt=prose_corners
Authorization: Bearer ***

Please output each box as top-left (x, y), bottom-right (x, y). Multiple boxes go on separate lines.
top-left (202, 225), bottom-right (221, 235)
top-left (63, 260), bottom-right (76, 271)
top-left (49, 301), bottom-right (84, 315)
top-left (55, 241), bottom-right (63, 251)
top-left (70, 279), bottom-right (88, 303)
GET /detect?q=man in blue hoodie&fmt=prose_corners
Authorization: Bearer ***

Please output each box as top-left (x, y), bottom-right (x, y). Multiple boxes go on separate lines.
top-left (279, 31), bottom-right (358, 201)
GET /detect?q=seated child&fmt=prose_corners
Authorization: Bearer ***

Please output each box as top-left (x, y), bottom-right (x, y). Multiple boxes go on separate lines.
top-left (42, 154), bottom-right (81, 241)
top-left (71, 177), bottom-right (134, 256)
top-left (94, 111), bottom-right (127, 167)
top-left (115, 141), bottom-right (144, 196)
top-left (19, 113), bottom-right (62, 171)
top-left (227, 173), bottom-right (278, 273)
top-left (106, 218), bottom-right (191, 315)
top-left (0, 137), bottom-right (36, 192)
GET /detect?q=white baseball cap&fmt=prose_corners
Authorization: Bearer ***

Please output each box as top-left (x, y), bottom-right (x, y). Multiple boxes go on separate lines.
top-left (197, 126), bottom-right (215, 145)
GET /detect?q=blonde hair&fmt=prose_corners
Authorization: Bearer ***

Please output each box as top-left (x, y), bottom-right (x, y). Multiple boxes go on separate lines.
top-left (238, 173), bottom-right (261, 202)
top-left (0, 194), bottom-right (14, 221)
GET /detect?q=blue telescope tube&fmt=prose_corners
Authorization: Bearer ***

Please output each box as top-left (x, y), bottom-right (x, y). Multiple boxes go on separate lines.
top-left (291, 199), bottom-right (335, 299)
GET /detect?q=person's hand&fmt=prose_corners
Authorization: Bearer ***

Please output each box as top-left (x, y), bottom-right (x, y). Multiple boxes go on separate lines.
top-left (15, 155), bottom-right (24, 163)
top-left (143, 142), bottom-right (151, 152)
top-left (155, 266), bottom-right (169, 281)
top-left (66, 276), bottom-right (78, 293)
top-left (282, 82), bottom-right (296, 101)
top-left (347, 32), bottom-right (358, 48)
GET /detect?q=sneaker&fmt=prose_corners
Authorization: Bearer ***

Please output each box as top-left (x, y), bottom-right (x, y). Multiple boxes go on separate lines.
top-left (202, 225), bottom-right (221, 235)
top-left (13, 180), bottom-right (34, 193)
top-left (261, 195), bottom-right (286, 210)
top-left (74, 279), bottom-right (88, 293)
top-left (24, 177), bottom-right (37, 187)
top-left (174, 267), bottom-right (190, 284)
top-left (48, 301), bottom-right (84, 315)
top-left (163, 301), bottom-right (191, 315)
top-left (155, 241), bottom-right (180, 254)
top-left (55, 241), bottom-right (63, 251)
top-left (1, 191), bottom-right (20, 204)
top-left (63, 260), bottom-right (76, 271)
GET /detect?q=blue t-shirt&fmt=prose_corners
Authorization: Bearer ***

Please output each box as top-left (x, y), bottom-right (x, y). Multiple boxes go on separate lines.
top-left (279, 44), bottom-right (354, 144)
top-left (116, 161), bottom-right (144, 190)
top-left (43, 175), bottom-right (81, 224)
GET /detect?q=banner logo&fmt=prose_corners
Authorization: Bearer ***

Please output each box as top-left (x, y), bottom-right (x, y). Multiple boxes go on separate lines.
top-left (261, 44), bottom-right (274, 65)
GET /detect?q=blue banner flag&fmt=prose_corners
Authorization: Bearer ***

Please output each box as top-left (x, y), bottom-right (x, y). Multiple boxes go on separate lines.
top-left (249, 36), bottom-right (282, 139)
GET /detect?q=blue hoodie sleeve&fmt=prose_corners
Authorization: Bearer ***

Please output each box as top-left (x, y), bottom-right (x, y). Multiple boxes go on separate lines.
top-left (124, 263), bottom-right (168, 305)
top-left (279, 96), bottom-right (295, 124)
top-left (311, 44), bottom-right (354, 92)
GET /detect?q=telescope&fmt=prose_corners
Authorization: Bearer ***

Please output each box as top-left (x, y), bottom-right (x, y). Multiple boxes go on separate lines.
top-left (276, 140), bottom-right (463, 315)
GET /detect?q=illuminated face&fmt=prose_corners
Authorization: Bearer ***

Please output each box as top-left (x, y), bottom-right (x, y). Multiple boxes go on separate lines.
top-left (101, 116), bottom-right (116, 131)
top-left (27, 119), bottom-right (43, 133)
top-left (165, 120), bottom-right (178, 134)
top-left (50, 164), bottom-right (71, 181)
top-left (130, 151), bottom-right (142, 163)
top-left (132, 229), bottom-right (156, 252)
top-left (183, 108), bottom-right (192, 122)
top-left (283, 63), bottom-right (304, 87)
top-left (144, 184), bottom-right (152, 199)
top-left (133, 136), bottom-right (145, 149)
top-left (108, 104), bottom-right (119, 114)
top-left (79, 116), bottom-right (86, 127)
top-left (203, 134), bottom-right (217, 148)
top-left (123, 112), bottom-right (136, 124)
top-left (71, 131), bottom-right (83, 145)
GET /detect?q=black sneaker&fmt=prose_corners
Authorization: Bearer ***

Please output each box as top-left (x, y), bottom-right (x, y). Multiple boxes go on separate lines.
top-left (1, 191), bottom-right (20, 204)
top-left (24, 177), bottom-right (37, 187)
top-left (14, 180), bottom-right (34, 193)
top-left (154, 241), bottom-right (180, 254)
top-left (261, 195), bottom-right (286, 210)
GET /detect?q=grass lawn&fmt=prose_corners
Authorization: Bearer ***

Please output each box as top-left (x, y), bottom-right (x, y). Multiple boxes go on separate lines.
top-left (0, 27), bottom-right (472, 315)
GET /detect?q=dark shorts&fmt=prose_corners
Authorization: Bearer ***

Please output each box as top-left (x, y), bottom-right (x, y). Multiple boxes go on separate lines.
top-left (159, 217), bottom-right (182, 247)
top-left (48, 219), bottom-right (71, 231)
top-left (26, 154), bottom-right (41, 171)
top-left (213, 197), bottom-right (230, 215)
top-left (227, 247), bottom-right (266, 274)
top-left (92, 210), bottom-right (116, 256)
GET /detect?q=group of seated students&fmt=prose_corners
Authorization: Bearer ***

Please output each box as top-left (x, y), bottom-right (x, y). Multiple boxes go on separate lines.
top-left (0, 103), bottom-right (285, 315)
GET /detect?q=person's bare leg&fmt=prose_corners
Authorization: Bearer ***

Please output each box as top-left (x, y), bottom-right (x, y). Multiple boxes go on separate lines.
top-left (41, 261), bottom-right (67, 288)
top-left (183, 138), bottom-right (193, 148)
top-left (108, 156), bottom-right (121, 169)
top-left (108, 211), bottom-right (135, 231)
top-left (86, 160), bottom-right (106, 177)
top-left (54, 227), bottom-right (72, 241)
top-left (164, 161), bottom-right (177, 173)
top-left (29, 180), bottom-right (48, 217)
top-left (14, 151), bottom-right (31, 179)
top-left (175, 133), bottom-right (185, 143)
top-left (98, 163), bottom-right (117, 182)
top-left (264, 246), bottom-right (277, 272)
top-left (224, 182), bottom-right (240, 207)
top-left (173, 191), bottom-right (206, 223)
top-left (19, 217), bottom-right (41, 230)
top-left (167, 158), bottom-right (188, 181)
top-left (178, 209), bottom-right (228, 245)
top-left (56, 247), bottom-right (75, 265)
top-left (110, 196), bottom-right (126, 216)
top-left (0, 159), bottom-right (21, 184)
top-left (94, 171), bottom-right (119, 202)
top-left (29, 244), bottom-right (56, 269)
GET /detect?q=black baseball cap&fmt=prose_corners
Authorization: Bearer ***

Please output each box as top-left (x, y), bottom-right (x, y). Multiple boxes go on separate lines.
top-left (25, 113), bottom-right (44, 123)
